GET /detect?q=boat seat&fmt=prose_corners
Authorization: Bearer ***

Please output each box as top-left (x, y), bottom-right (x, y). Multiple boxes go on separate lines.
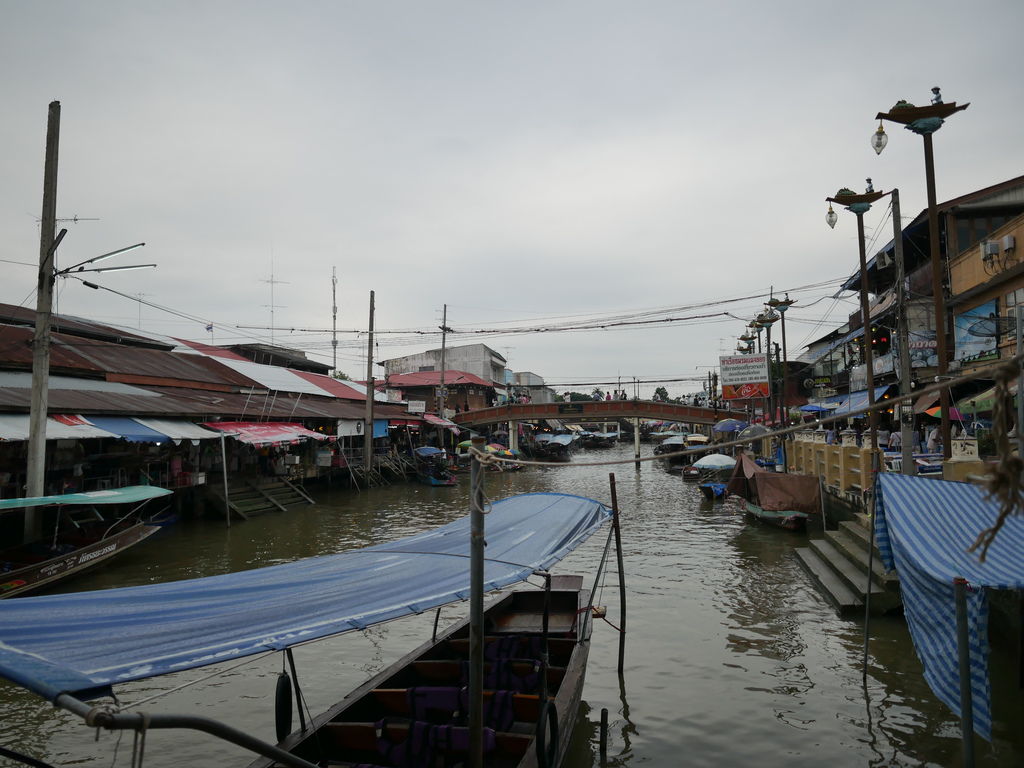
top-left (63, 506), bottom-right (104, 528)
top-left (409, 659), bottom-right (565, 693)
top-left (370, 687), bottom-right (541, 728)
top-left (446, 635), bottom-right (575, 663)
top-left (318, 720), bottom-right (529, 766)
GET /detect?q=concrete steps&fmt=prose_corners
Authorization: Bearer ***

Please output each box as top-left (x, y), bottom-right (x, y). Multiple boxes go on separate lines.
top-left (796, 512), bottom-right (901, 616)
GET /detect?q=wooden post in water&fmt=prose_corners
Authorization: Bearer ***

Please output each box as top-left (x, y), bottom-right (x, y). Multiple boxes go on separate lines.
top-left (609, 473), bottom-right (626, 674)
top-left (363, 291), bottom-right (375, 475)
top-left (468, 436), bottom-right (487, 768)
top-left (954, 577), bottom-right (976, 768)
top-left (220, 434), bottom-right (231, 527)
top-left (633, 416), bottom-right (641, 470)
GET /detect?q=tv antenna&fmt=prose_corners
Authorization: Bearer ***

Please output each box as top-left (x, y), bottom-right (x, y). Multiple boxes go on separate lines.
top-left (261, 257), bottom-right (289, 345)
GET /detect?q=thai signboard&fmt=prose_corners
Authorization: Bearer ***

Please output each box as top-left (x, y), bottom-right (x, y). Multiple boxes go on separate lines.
top-left (719, 354), bottom-right (769, 400)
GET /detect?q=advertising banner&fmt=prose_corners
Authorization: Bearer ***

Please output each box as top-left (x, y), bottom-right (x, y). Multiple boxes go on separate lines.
top-left (954, 299), bottom-right (1000, 363)
top-left (719, 354), bottom-right (769, 400)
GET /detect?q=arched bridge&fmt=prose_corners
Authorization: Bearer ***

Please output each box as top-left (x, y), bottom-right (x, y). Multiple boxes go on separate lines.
top-left (452, 399), bottom-right (747, 428)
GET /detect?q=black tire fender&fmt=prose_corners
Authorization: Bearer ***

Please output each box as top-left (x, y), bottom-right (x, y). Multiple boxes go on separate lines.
top-left (535, 700), bottom-right (559, 768)
top-left (275, 672), bottom-right (293, 743)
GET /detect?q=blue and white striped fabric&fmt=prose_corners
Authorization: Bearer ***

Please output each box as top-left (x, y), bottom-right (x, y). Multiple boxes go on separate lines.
top-left (874, 473), bottom-right (1024, 741)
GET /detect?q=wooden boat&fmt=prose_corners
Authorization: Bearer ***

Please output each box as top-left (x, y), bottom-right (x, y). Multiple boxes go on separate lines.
top-left (249, 574), bottom-right (592, 768)
top-left (725, 453), bottom-right (821, 531)
top-left (532, 434), bottom-right (573, 462)
top-left (0, 486), bottom-right (170, 599)
top-left (0, 491), bottom-right (615, 768)
top-left (698, 481), bottom-right (728, 501)
top-left (413, 446), bottom-right (458, 486)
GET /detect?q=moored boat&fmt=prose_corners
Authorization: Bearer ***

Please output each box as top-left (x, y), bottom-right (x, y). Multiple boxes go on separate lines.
top-left (413, 446), bottom-right (458, 486)
top-left (0, 486), bottom-right (170, 599)
top-left (0, 491), bottom-right (615, 768)
top-left (725, 453), bottom-right (821, 530)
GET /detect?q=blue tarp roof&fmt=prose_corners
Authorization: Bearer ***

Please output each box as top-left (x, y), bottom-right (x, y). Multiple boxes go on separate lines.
top-left (0, 485), bottom-right (172, 512)
top-left (413, 446), bottom-right (444, 457)
top-left (830, 385), bottom-right (890, 416)
top-left (84, 416), bottom-right (171, 443)
top-left (875, 473), bottom-right (1024, 741)
top-left (0, 492), bottom-right (611, 703)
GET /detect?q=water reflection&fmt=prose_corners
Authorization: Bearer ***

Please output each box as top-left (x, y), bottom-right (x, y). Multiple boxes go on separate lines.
top-left (0, 445), bottom-right (1021, 766)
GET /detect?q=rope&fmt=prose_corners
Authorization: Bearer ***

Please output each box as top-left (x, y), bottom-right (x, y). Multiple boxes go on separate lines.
top-left (471, 353), bottom-right (1024, 470)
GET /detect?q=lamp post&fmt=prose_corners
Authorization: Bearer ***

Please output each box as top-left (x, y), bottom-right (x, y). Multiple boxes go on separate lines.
top-left (874, 87), bottom-right (968, 461)
top-left (766, 292), bottom-right (796, 420)
top-left (826, 181), bottom-right (886, 452)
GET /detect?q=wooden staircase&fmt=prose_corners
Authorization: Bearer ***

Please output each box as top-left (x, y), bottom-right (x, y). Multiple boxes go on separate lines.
top-left (795, 513), bottom-right (902, 616)
top-left (207, 477), bottom-right (314, 520)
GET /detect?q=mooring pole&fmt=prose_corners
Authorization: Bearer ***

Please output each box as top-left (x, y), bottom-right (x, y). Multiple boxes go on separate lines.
top-left (609, 473), bottom-right (626, 674)
top-left (954, 577), bottom-right (976, 768)
top-left (861, 450), bottom-right (880, 684)
top-left (633, 416), bottom-right (641, 470)
top-left (468, 435), bottom-right (487, 768)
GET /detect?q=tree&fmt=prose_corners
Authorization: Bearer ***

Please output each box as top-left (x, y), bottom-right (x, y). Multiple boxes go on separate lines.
top-left (332, 371), bottom-right (352, 380)
top-left (653, 386), bottom-right (670, 402)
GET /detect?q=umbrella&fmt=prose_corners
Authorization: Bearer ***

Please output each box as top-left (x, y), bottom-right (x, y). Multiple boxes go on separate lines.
top-left (738, 424), bottom-right (769, 440)
top-left (692, 453), bottom-right (736, 470)
top-left (924, 406), bottom-right (964, 420)
top-left (713, 419), bottom-right (747, 433)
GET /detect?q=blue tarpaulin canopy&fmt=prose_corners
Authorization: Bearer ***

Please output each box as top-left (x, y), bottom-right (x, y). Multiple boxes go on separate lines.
top-left (83, 416), bottom-right (171, 443)
top-left (0, 492), bottom-right (611, 703)
top-left (875, 473), bottom-right (1024, 741)
top-left (831, 385), bottom-right (890, 416)
top-left (413, 446), bottom-right (445, 457)
top-left (0, 485), bottom-right (172, 512)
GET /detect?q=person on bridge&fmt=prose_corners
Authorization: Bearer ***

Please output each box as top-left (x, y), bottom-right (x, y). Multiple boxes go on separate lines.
top-left (605, 392), bottom-right (612, 401)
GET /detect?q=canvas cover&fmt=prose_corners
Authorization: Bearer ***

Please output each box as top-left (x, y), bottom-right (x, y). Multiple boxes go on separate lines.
top-left (0, 492), bottom-right (611, 703)
top-left (725, 454), bottom-right (819, 513)
top-left (875, 472), bottom-right (1024, 741)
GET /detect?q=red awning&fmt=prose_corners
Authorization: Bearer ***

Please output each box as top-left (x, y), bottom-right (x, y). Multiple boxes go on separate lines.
top-left (201, 421), bottom-right (328, 446)
top-left (422, 413), bottom-right (462, 434)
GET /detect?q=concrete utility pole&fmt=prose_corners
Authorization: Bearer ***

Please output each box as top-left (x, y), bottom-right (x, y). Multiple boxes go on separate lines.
top-left (26, 101), bottom-right (62, 531)
top-left (439, 304), bottom-right (448, 418)
top-left (331, 267), bottom-right (338, 375)
top-left (363, 290), bottom-right (375, 474)
top-left (891, 190), bottom-right (916, 475)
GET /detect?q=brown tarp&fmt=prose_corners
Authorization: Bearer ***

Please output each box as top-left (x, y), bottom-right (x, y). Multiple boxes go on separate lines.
top-left (726, 453), bottom-right (820, 514)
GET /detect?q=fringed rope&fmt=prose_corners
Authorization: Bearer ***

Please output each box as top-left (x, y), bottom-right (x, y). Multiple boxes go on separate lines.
top-left (969, 362), bottom-right (1024, 562)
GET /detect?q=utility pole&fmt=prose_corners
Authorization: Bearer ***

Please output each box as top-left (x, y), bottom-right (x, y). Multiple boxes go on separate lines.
top-left (27, 101), bottom-right (61, 530)
top-left (891, 190), bottom-right (916, 474)
top-left (438, 304), bottom-right (449, 418)
top-left (363, 291), bottom-right (375, 474)
top-left (331, 267), bottom-right (338, 375)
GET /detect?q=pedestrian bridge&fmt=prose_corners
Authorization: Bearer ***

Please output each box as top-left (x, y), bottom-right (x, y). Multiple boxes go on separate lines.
top-left (452, 399), bottom-right (747, 428)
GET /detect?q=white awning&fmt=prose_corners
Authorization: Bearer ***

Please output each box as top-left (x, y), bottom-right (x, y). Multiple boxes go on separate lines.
top-left (0, 414), bottom-right (120, 442)
top-left (133, 418), bottom-right (223, 445)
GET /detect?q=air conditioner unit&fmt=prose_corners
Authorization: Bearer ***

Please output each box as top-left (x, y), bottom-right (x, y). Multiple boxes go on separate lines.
top-left (1003, 234), bottom-right (1016, 252)
top-left (980, 241), bottom-right (1000, 258)
top-left (877, 252), bottom-right (893, 268)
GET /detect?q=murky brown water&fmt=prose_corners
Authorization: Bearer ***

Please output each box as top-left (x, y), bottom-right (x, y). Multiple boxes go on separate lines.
top-left (1, 445), bottom-right (1022, 767)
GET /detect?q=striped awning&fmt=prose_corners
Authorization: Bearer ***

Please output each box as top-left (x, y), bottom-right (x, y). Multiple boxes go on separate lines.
top-left (874, 473), bottom-right (1024, 741)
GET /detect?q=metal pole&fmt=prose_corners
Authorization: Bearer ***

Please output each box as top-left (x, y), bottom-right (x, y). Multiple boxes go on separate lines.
top-left (439, 303), bottom-right (448, 419)
top-left (856, 211), bottom-right (879, 453)
top-left (331, 267), bottom-right (338, 375)
top-left (363, 291), bottom-right (375, 475)
top-left (1016, 312), bottom-right (1024, 460)
top-left (892, 190), bottom-right (916, 475)
top-left (468, 435), bottom-right (487, 768)
top-left (220, 434), bottom-right (231, 527)
top-left (923, 133), bottom-right (952, 461)
top-left (954, 577), bottom-right (976, 768)
top-left (765, 323), bottom-right (773, 426)
top-left (862, 450), bottom-right (880, 683)
top-left (27, 101), bottom-right (61, 522)
top-left (609, 473), bottom-right (626, 674)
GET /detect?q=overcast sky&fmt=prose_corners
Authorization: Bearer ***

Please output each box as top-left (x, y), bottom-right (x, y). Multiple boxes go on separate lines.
top-left (2, 1), bottom-right (1022, 397)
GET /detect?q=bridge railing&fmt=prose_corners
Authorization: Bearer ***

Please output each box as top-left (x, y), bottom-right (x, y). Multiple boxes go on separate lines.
top-left (452, 399), bottom-right (748, 427)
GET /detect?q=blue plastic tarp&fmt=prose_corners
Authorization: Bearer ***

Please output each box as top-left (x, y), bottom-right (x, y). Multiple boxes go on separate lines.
top-left (0, 485), bottom-right (172, 512)
top-left (413, 446), bottom-right (444, 457)
top-left (875, 473), bottom-right (1024, 741)
top-left (831, 385), bottom-right (890, 416)
top-left (83, 416), bottom-right (171, 443)
top-left (0, 492), bottom-right (611, 703)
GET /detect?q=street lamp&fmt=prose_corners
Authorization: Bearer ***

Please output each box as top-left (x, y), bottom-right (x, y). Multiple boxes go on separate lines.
top-left (767, 292), bottom-right (796, 420)
top-left (874, 87), bottom-right (968, 461)
top-left (826, 180), bottom-right (886, 451)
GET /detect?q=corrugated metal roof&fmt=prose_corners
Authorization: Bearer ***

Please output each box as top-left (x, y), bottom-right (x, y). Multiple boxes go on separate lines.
top-left (212, 358), bottom-right (330, 396)
top-left (0, 303), bottom-right (172, 350)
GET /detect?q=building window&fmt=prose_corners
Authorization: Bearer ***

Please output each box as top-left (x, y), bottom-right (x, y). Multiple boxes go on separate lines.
top-left (1006, 289), bottom-right (1024, 321)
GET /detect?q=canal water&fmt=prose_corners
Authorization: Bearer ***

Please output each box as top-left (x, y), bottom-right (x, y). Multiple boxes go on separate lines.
top-left (1, 444), bottom-right (1022, 767)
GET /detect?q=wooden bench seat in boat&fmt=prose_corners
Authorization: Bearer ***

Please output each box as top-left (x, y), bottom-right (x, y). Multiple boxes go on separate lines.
top-left (370, 687), bottom-right (542, 725)
top-left (446, 635), bottom-right (576, 664)
top-left (311, 720), bottom-right (530, 767)
top-left (408, 659), bottom-right (565, 691)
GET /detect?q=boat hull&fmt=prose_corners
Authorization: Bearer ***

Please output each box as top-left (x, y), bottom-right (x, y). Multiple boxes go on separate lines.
top-left (416, 473), bottom-right (458, 486)
top-left (0, 523), bottom-right (161, 599)
top-left (743, 501), bottom-right (808, 531)
top-left (247, 576), bottom-right (592, 768)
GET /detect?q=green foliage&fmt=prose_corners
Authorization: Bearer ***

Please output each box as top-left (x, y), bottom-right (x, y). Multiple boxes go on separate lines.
top-left (332, 371), bottom-right (352, 381)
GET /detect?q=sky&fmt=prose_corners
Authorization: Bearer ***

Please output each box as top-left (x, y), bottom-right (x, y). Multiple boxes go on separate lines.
top-left (2, 1), bottom-right (1022, 398)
